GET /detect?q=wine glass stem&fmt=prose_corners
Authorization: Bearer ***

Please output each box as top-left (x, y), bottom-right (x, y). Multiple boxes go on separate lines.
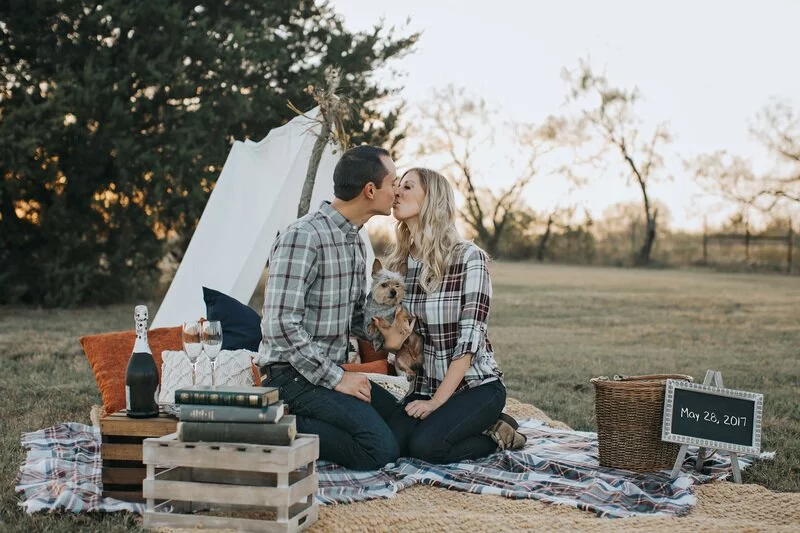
top-left (191, 363), bottom-right (197, 386)
top-left (211, 361), bottom-right (216, 387)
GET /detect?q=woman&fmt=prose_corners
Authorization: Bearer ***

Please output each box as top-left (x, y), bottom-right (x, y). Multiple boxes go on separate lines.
top-left (382, 168), bottom-right (525, 464)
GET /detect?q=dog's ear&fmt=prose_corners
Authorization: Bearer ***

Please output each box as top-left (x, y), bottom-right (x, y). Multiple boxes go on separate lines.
top-left (372, 258), bottom-right (383, 276)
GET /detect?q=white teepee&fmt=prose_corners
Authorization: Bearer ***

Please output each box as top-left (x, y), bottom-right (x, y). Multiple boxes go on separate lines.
top-left (152, 107), bottom-right (375, 329)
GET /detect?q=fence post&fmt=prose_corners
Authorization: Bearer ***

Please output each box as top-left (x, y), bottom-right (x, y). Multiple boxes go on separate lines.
top-left (788, 223), bottom-right (794, 274)
top-left (745, 227), bottom-right (750, 263)
top-left (702, 219), bottom-right (708, 264)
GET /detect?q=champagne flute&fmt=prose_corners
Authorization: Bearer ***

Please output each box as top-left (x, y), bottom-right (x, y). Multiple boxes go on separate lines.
top-left (182, 321), bottom-right (203, 386)
top-left (202, 320), bottom-right (223, 387)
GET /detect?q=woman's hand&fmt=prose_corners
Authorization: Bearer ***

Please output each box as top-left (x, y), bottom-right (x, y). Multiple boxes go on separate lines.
top-left (405, 398), bottom-right (441, 419)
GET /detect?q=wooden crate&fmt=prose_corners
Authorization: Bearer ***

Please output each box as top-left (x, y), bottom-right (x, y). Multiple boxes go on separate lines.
top-left (99, 411), bottom-right (178, 502)
top-left (143, 433), bottom-right (319, 533)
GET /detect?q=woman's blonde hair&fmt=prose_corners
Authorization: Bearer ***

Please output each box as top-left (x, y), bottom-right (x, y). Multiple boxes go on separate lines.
top-left (385, 168), bottom-right (463, 293)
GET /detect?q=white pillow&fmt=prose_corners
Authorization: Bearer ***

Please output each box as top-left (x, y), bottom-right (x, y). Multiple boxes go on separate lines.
top-left (158, 349), bottom-right (256, 405)
top-left (363, 373), bottom-right (410, 401)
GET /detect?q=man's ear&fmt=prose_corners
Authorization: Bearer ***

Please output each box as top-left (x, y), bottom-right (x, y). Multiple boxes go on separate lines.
top-left (363, 182), bottom-right (375, 200)
top-left (372, 258), bottom-right (383, 276)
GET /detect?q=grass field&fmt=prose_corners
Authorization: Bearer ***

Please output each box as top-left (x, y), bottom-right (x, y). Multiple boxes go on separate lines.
top-left (1, 263), bottom-right (798, 531)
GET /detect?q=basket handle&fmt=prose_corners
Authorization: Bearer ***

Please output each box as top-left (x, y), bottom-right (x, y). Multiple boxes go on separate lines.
top-left (610, 374), bottom-right (693, 382)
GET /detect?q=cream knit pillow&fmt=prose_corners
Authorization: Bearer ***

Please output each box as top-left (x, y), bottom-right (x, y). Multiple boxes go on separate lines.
top-left (158, 349), bottom-right (256, 405)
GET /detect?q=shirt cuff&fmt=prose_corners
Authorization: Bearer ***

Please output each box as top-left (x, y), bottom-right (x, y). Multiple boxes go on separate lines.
top-left (315, 362), bottom-right (345, 390)
top-left (452, 324), bottom-right (484, 360)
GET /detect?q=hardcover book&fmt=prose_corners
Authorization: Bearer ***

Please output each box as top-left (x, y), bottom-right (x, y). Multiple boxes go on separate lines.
top-left (174, 385), bottom-right (279, 408)
top-left (177, 415), bottom-right (297, 446)
top-left (179, 402), bottom-right (285, 423)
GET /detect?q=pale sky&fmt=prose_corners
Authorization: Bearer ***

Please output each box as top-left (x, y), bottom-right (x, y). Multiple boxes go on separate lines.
top-left (331, 0), bottom-right (800, 231)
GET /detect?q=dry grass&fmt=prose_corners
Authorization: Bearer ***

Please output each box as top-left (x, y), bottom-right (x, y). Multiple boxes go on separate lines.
top-left (0, 263), bottom-right (798, 531)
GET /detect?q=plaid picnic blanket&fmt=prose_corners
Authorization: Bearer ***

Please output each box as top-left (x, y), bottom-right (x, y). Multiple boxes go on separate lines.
top-left (318, 419), bottom-right (764, 517)
top-left (15, 422), bottom-right (142, 514)
top-left (16, 419), bottom-right (765, 518)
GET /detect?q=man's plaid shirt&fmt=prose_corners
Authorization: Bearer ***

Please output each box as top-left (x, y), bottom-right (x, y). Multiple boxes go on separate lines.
top-left (259, 202), bottom-right (367, 389)
top-left (405, 242), bottom-right (503, 397)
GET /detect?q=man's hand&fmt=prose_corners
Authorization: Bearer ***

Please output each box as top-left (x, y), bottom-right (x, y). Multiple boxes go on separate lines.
top-left (334, 371), bottom-right (372, 403)
top-left (373, 308), bottom-right (416, 351)
top-left (405, 398), bottom-right (441, 419)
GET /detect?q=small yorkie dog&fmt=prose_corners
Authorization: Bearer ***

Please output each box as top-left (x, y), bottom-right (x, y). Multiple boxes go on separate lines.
top-left (364, 259), bottom-right (413, 351)
top-left (364, 259), bottom-right (423, 379)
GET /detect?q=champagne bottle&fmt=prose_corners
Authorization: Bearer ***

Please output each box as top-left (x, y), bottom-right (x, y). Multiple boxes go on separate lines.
top-left (125, 305), bottom-right (160, 418)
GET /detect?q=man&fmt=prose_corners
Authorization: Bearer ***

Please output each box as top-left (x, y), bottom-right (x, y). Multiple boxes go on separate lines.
top-left (259, 145), bottom-right (400, 469)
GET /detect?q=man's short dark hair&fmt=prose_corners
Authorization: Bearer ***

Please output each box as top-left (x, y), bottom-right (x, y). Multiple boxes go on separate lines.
top-left (333, 145), bottom-right (391, 201)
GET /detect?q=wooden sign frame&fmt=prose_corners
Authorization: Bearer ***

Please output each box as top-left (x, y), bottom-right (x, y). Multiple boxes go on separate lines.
top-left (663, 370), bottom-right (763, 482)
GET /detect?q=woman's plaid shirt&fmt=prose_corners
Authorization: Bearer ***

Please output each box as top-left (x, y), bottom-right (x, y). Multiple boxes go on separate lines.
top-left (258, 202), bottom-right (366, 389)
top-left (405, 242), bottom-right (503, 397)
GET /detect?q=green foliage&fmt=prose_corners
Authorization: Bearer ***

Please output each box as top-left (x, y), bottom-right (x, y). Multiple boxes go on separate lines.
top-left (545, 227), bottom-right (597, 264)
top-left (493, 208), bottom-right (539, 260)
top-left (0, 0), bottom-right (417, 306)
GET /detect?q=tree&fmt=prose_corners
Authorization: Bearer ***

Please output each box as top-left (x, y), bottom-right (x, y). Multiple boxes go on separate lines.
top-left (593, 200), bottom-right (672, 265)
top-left (688, 99), bottom-right (800, 214)
top-left (414, 86), bottom-right (558, 257)
top-left (534, 205), bottom-right (582, 262)
top-left (0, 0), bottom-right (418, 306)
top-left (560, 60), bottom-right (672, 266)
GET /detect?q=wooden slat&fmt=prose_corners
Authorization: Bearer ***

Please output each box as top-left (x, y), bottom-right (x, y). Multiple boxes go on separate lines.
top-left (142, 434), bottom-right (318, 473)
top-left (102, 434), bottom-right (145, 445)
top-left (144, 501), bottom-right (317, 533)
top-left (102, 458), bottom-right (145, 468)
top-left (143, 473), bottom-right (317, 508)
top-left (102, 442), bottom-right (142, 461)
top-left (154, 466), bottom-right (312, 487)
top-left (102, 466), bottom-right (146, 485)
top-left (100, 412), bottom-right (178, 437)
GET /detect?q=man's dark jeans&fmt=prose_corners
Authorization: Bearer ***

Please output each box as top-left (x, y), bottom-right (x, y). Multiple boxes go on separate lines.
top-left (263, 364), bottom-right (400, 470)
top-left (388, 379), bottom-right (505, 463)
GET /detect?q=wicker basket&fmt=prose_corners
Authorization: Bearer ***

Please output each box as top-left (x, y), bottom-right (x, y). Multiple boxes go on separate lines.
top-left (591, 374), bottom-right (693, 472)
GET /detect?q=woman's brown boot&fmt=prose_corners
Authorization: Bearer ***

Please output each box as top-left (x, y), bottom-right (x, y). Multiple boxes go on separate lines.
top-left (483, 413), bottom-right (527, 451)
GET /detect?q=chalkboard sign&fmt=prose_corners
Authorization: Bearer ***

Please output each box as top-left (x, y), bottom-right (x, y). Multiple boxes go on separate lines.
top-left (662, 379), bottom-right (763, 455)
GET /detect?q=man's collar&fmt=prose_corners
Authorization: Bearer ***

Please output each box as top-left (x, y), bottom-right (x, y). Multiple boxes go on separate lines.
top-left (319, 201), bottom-right (360, 241)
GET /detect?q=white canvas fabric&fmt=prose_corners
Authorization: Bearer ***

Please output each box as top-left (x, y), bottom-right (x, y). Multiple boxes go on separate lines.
top-left (152, 107), bottom-right (375, 328)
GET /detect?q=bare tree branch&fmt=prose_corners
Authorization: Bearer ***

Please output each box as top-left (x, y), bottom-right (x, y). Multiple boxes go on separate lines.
top-left (560, 61), bottom-right (670, 265)
top-left (688, 99), bottom-right (800, 214)
top-left (414, 85), bottom-right (559, 255)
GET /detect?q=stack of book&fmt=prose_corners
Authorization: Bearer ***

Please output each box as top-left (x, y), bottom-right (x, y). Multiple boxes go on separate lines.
top-left (173, 385), bottom-right (296, 446)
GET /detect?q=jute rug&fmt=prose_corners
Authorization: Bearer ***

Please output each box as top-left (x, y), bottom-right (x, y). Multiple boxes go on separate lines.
top-left (311, 482), bottom-right (800, 532)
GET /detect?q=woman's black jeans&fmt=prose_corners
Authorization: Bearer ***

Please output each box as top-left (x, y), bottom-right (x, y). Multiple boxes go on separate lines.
top-left (388, 379), bottom-right (506, 463)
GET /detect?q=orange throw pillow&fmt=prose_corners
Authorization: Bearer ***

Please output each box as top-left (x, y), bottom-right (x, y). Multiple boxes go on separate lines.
top-left (341, 359), bottom-right (390, 375)
top-left (355, 338), bottom-right (396, 375)
top-left (80, 327), bottom-right (182, 413)
top-left (357, 338), bottom-right (389, 364)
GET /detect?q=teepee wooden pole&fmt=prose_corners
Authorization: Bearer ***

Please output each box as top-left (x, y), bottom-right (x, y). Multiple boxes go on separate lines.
top-left (297, 113), bottom-right (332, 218)
top-left (294, 69), bottom-right (350, 219)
